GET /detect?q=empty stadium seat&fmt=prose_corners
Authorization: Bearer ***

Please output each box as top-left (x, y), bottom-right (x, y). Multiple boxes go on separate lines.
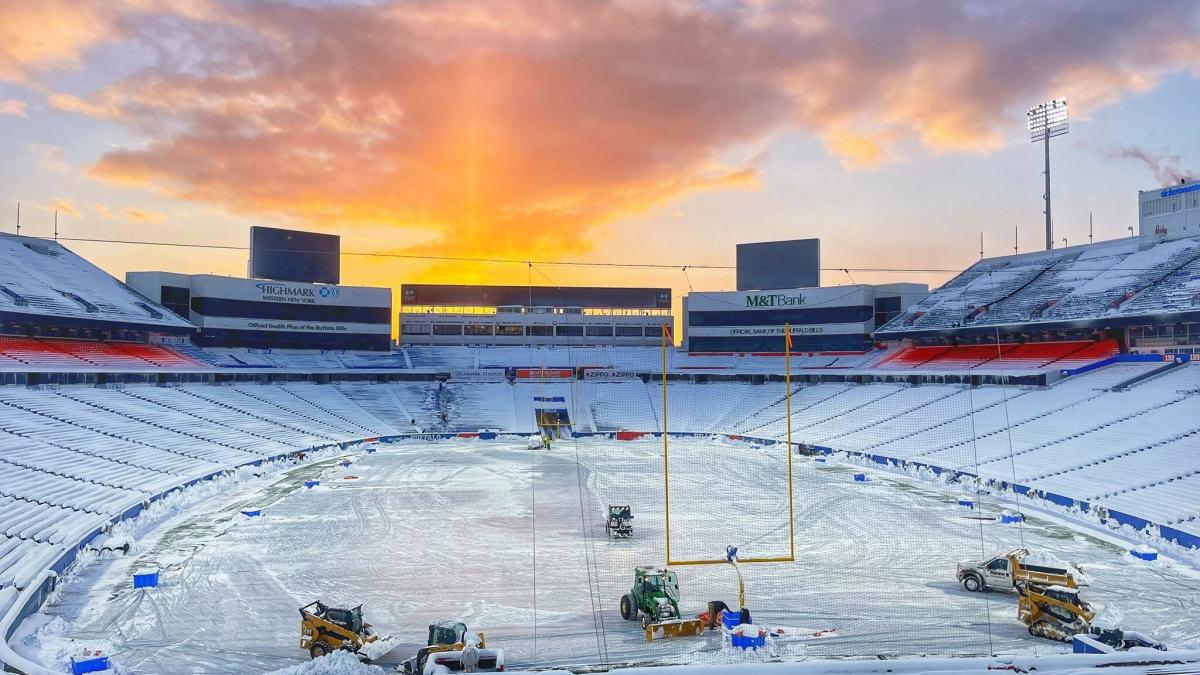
top-left (0, 337), bottom-right (202, 369)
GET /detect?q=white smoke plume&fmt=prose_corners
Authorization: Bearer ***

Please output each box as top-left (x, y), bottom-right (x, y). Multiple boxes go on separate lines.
top-left (1113, 145), bottom-right (1197, 186)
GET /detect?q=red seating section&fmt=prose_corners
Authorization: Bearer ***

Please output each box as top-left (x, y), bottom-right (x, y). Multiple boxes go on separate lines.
top-left (0, 337), bottom-right (202, 368)
top-left (110, 342), bottom-right (203, 367)
top-left (876, 339), bottom-right (1119, 371)
top-left (1048, 339), bottom-right (1120, 366)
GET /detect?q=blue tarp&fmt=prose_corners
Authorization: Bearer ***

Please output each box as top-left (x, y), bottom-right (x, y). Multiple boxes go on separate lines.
top-left (1108, 509), bottom-right (1152, 531)
top-left (1160, 525), bottom-right (1200, 550)
top-left (1043, 492), bottom-right (1075, 508)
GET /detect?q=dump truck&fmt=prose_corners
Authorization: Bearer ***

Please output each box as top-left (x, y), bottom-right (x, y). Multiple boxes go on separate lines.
top-left (957, 548), bottom-right (1079, 593)
top-left (1017, 583), bottom-right (1094, 641)
top-left (400, 620), bottom-right (505, 674)
top-left (619, 566), bottom-right (705, 640)
top-left (299, 601), bottom-right (398, 661)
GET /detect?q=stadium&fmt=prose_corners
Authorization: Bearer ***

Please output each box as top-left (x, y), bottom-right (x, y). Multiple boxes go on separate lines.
top-left (3, 3), bottom-right (1200, 673)
top-left (0, 201), bottom-right (1198, 675)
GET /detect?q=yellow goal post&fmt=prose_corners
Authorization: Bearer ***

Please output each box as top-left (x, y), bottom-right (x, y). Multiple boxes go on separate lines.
top-left (661, 322), bottom-right (796, 566)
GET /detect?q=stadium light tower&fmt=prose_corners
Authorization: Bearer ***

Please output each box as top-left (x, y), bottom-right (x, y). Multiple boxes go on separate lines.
top-left (1027, 98), bottom-right (1069, 251)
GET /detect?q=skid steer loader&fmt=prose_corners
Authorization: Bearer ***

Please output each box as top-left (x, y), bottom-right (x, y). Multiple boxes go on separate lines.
top-left (399, 620), bottom-right (505, 674)
top-left (605, 505), bottom-right (633, 538)
top-left (299, 601), bottom-right (398, 661)
top-left (1016, 583), bottom-right (1094, 641)
top-left (619, 567), bottom-right (705, 641)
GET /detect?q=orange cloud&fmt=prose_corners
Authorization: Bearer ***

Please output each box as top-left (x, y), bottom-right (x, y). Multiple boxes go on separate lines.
top-left (0, 99), bottom-right (26, 116)
top-left (0, 1), bottom-right (112, 82)
top-left (123, 207), bottom-right (165, 223)
top-left (51, 198), bottom-right (81, 217)
top-left (28, 0), bottom-right (1198, 262)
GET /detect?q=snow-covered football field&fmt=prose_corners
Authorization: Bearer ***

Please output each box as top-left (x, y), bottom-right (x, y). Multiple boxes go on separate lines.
top-left (24, 437), bottom-right (1200, 673)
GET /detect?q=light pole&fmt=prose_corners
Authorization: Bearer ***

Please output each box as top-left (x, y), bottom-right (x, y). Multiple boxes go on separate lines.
top-left (1027, 98), bottom-right (1069, 251)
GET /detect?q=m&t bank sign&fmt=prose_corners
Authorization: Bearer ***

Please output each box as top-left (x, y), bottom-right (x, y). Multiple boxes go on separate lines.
top-left (745, 293), bottom-right (806, 308)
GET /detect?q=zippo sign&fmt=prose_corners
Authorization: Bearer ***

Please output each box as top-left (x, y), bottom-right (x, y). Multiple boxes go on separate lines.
top-left (583, 370), bottom-right (642, 381)
top-left (515, 368), bottom-right (574, 380)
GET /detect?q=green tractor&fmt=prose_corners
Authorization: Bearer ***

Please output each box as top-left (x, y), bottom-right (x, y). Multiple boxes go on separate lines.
top-left (619, 566), bottom-right (704, 640)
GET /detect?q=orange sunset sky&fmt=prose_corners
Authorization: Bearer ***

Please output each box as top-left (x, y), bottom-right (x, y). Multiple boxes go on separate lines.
top-left (1, 0), bottom-right (1198, 336)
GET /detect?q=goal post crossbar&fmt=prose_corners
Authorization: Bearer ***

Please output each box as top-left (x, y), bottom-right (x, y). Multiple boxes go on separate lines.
top-left (668, 555), bottom-right (795, 566)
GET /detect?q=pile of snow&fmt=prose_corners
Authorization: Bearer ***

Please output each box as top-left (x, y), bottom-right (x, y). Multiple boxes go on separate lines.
top-left (1092, 605), bottom-right (1123, 631)
top-left (1023, 549), bottom-right (1068, 570)
top-left (1023, 549), bottom-right (1090, 584)
top-left (264, 651), bottom-right (389, 675)
top-left (357, 636), bottom-right (402, 662)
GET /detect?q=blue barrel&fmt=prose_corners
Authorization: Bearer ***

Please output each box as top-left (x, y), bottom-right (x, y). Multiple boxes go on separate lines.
top-left (1130, 547), bottom-right (1158, 561)
top-left (721, 612), bottom-right (742, 630)
top-left (71, 655), bottom-right (110, 674)
top-left (133, 570), bottom-right (159, 589)
top-left (730, 631), bottom-right (766, 650)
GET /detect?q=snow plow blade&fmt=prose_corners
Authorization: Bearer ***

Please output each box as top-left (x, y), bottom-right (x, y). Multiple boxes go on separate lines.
top-left (419, 646), bottom-right (504, 673)
top-left (645, 618), bottom-right (705, 641)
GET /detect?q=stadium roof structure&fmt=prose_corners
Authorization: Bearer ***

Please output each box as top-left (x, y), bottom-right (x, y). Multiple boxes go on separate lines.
top-left (0, 233), bottom-right (194, 332)
top-left (876, 235), bottom-right (1200, 339)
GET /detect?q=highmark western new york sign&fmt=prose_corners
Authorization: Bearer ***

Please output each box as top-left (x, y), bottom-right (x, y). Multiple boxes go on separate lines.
top-left (745, 292), bottom-right (806, 308)
top-left (256, 282), bottom-right (342, 304)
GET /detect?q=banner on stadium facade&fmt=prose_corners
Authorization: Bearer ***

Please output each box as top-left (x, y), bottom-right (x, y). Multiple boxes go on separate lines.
top-left (447, 369), bottom-right (508, 381)
top-left (685, 322), bottom-right (869, 338)
top-left (515, 368), bottom-right (575, 380)
top-left (582, 369), bottom-right (643, 381)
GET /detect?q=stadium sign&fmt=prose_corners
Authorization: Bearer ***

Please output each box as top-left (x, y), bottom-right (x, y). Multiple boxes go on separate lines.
top-left (255, 282), bottom-right (342, 304)
top-left (1161, 183), bottom-right (1200, 198)
top-left (515, 368), bottom-right (574, 380)
top-left (583, 369), bottom-right (642, 381)
top-left (448, 368), bottom-right (507, 381)
top-left (745, 292), bottom-right (806, 308)
top-left (687, 322), bottom-right (868, 338)
top-left (729, 326), bottom-right (824, 336)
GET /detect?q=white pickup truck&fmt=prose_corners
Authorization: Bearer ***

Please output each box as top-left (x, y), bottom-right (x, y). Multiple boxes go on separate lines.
top-left (957, 548), bottom-right (1080, 593)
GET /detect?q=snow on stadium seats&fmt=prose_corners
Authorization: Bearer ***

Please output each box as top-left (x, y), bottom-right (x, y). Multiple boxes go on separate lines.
top-left (444, 382), bottom-right (518, 431)
top-left (868, 339), bottom-right (1119, 373)
top-left (0, 382), bottom-right (401, 592)
top-left (878, 235), bottom-right (1200, 335)
top-left (0, 337), bottom-right (201, 370)
top-left (406, 346), bottom-right (475, 368)
top-left (0, 234), bottom-right (192, 331)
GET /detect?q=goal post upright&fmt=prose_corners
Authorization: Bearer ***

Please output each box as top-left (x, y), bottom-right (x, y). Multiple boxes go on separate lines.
top-left (662, 322), bottom-right (797, 567)
top-left (786, 322), bottom-right (796, 562)
top-left (662, 322), bottom-right (671, 566)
